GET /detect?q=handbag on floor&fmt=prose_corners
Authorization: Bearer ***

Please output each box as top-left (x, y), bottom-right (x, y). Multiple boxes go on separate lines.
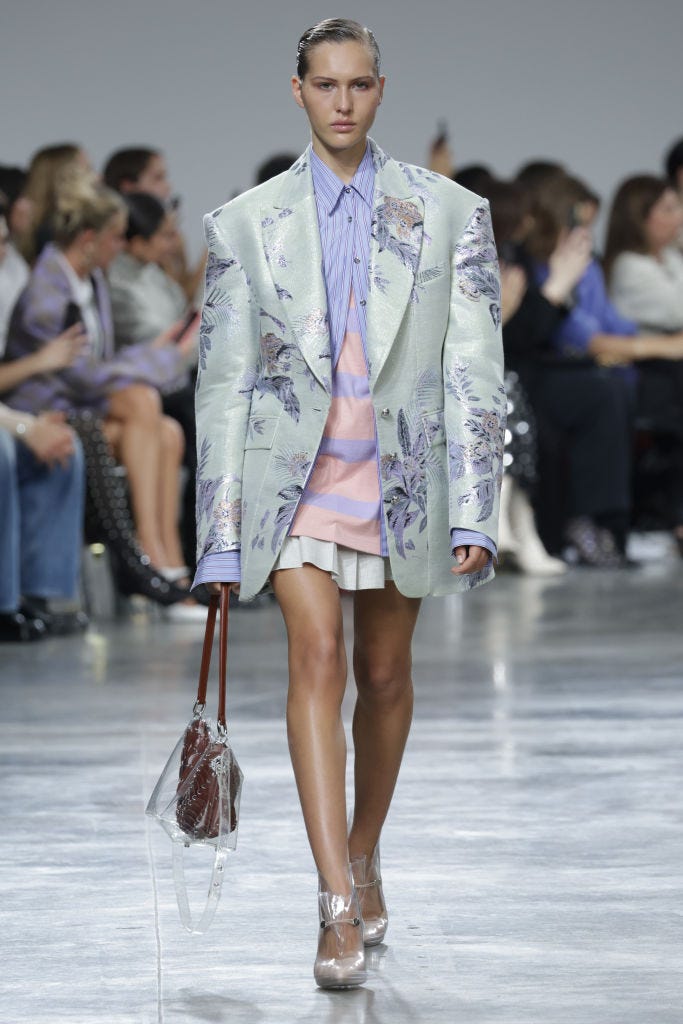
top-left (146, 584), bottom-right (243, 934)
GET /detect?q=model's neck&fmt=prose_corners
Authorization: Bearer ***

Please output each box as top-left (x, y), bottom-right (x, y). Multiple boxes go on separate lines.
top-left (311, 136), bottom-right (368, 185)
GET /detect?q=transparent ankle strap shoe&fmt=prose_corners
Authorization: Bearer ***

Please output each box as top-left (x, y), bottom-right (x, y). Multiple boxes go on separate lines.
top-left (351, 847), bottom-right (388, 946)
top-left (314, 875), bottom-right (367, 990)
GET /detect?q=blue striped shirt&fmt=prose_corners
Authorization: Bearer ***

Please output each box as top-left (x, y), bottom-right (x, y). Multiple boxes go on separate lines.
top-left (310, 145), bottom-right (374, 368)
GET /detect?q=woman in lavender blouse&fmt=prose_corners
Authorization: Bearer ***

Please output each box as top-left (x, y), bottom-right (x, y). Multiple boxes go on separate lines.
top-left (4, 175), bottom-right (195, 578)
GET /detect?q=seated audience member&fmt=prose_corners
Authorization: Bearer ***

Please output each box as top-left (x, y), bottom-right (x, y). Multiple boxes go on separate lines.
top-left (18, 143), bottom-right (93, 264)
top-left (535, 173), bottom-right (683, 371)
top-left (484, 177), bottom-right (629, 566)
top-left (103, 147), bottom-right (205, 302)
top-left (516, 159), bottom-right (566, 193)
top-left (605, 174), bottom-right (683, 550)
top-left (480, 178), bottom-right (569, 573)
top-left (0, 402), bottom-right (85, 641)
top-left (425, 128), bottom-right (495, 194)
top-left (665, 137), bottom-right (683, 204)
top-left (606, 175), bottom-right (683, 331)
top-left (0, 165), bottom-right (33, 247)
top-left (454, 164), bottom-right (495, 194)
top-left (255, 153), bottom-right (298, 185)
top-left (108, 191), bottom-right (198, 571)
top-left (108, 193), bottom-right (186, 347)
top-left (3, 176), bottom-right (194, 583)
top-left (531, 172), bottom-right (683, 558)
top-left (0, 191), bottom-right (29, 346)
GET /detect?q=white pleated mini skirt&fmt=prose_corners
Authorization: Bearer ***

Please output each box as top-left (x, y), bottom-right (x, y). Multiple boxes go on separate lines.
top-left (273, 536), bottom-right (392, 590)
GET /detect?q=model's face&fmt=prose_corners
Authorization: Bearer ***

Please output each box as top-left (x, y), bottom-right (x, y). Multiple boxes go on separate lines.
top-left (644, 188), bottom-right (683, 252)
top-left (133, 155), bottom-right (172, 202)
top-left (292, 41), bottom-right (384, 158)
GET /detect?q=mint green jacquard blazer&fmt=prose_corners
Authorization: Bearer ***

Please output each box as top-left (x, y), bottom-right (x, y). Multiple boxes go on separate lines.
top-left (195, 140), bottom-right (505, 601)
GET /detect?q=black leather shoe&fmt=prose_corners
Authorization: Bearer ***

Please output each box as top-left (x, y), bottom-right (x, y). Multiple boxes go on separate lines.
top-left (0, 611), bottom-right (47, 642)
top-left (21, 597), bottom-right (88, 636)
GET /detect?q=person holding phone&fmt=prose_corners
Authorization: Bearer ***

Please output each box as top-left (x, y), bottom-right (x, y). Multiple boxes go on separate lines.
top-left (4, 175), bottom-right (195, 586)
top-left (194, 18), bottom-right (504, 989)
top-left (108, 191), bottom-right (201, 572)
top-left (108, 193), bottom-right (190, 349)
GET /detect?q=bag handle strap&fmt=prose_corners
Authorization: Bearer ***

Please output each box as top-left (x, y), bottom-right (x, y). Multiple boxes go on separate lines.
top-left (195, 583), bottom-right (230, 729)
top-left (218, 583), bottom-right (229, 729)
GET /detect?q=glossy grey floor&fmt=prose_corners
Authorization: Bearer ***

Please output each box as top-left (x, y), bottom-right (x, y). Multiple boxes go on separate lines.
top-left (2, 558), bottom-right (682, 1024)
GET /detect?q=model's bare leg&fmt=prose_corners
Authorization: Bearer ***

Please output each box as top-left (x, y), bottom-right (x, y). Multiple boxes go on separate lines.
top-left (271, 565), bottom-right (351, 894)
top-left (106, 385), bottom-right (166, 567)
top-left (157, 415), bottom-right (186, 569)
top-left (348, 582), bottom-right (421, 916)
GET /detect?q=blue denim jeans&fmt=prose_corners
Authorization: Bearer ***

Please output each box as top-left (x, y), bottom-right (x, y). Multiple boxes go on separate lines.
top-left (0, 429), bottom-right (85, 612)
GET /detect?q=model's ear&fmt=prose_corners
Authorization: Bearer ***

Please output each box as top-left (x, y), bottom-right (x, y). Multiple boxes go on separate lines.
top-left (378, 75), bottom-right (386, 104)
top-left (291, 75), bottom-right (305, 110)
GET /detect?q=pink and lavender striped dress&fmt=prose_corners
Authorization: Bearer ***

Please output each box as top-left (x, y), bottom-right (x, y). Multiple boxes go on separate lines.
top-left (289, 289), bottom-right (381, 555)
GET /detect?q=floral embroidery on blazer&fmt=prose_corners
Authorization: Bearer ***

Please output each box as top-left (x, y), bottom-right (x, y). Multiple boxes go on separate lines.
top-left (194, 139), bottom-right (504, 601)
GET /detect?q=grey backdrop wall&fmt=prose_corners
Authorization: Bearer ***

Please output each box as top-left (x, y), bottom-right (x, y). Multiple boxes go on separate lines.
top-left (2, 0), bottom-right (681, 256)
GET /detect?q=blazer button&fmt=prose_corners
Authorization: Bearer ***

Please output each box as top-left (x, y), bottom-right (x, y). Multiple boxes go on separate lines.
top-left (391, 494), bottom-right (400, 505)
top-left (381, 407), bottom-right (390, 418)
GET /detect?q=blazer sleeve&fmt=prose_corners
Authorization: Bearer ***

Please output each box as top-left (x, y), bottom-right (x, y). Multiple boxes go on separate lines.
top-left (443, 199), bottom-right (505, 546)
top-left (194, 210), bottom-right (259, 568)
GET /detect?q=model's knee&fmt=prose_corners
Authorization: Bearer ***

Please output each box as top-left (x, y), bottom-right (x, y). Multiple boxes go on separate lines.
top-left (354, 652), bottom-right (412, 706)
top-left (289, 629), bottom-right (346, 691)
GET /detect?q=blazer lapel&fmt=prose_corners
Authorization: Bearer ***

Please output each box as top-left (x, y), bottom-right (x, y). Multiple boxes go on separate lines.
top-left (366, 142), bottom-right (424, 385)
top-left (261, 151), bottom-right (331, 391)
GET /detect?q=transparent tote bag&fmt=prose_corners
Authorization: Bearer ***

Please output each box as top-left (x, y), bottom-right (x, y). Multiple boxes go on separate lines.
top-left (146, 584), bottom-right (243, 934)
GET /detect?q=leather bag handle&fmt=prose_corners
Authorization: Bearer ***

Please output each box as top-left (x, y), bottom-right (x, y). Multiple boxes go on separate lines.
top-left (195, 583), bottom-right (230, 728)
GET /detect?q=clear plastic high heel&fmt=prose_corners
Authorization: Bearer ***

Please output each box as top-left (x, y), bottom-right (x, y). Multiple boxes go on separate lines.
top-left (351, 847), bottom-right (388, 946)
top-left (314, 875), bottom-right (367, 990)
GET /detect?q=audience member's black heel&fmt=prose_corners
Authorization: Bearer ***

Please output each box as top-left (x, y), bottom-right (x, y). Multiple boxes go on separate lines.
top-left (70, 412), bottom-right (188, 607)
top-left (0, 611), bottom-right (47, 643)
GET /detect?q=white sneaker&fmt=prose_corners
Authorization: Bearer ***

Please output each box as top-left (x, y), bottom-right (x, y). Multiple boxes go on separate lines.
top-left (163, 601), bottom-right (208, 622)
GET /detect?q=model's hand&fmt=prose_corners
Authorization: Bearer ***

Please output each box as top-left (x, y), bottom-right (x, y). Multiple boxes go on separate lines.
top-left (451, 545), bottom-right (490, 576)
top-left (500, 264), bottom-right (527, 325)
top-left (206, 581), bottom-right (240, 596)
top-left (33, 324), bottom-right (87, 373)
top-left (23, 411), bottom-right (75, 467)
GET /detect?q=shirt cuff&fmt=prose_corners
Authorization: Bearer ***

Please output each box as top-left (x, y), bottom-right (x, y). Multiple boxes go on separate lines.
top-left (450, 529), bottom-right (497, 561)
top-left (192, 550), bottom-right (241, 590)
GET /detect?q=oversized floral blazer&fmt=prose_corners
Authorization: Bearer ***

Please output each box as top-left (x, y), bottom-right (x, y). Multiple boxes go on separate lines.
top-left (195, 140), bottom-right (505, 601)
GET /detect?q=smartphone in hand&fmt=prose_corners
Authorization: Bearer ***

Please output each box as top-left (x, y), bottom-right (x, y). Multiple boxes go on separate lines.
top-left (63, 300), bottom-right (82, 330)
top-left (434, 118), bottom-right (449, 147)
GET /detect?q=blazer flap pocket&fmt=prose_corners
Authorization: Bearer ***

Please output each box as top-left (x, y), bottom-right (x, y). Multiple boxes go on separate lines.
top-left (245, 413), bottom-right (280, 450)
top-left (421, 408), bottom-right (445, 447)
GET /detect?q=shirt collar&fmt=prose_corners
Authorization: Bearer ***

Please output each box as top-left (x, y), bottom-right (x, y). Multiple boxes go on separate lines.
top-left (310, 143), bottom-right (375, 215)
top-left (55, 249), bottom-right (94, 306)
